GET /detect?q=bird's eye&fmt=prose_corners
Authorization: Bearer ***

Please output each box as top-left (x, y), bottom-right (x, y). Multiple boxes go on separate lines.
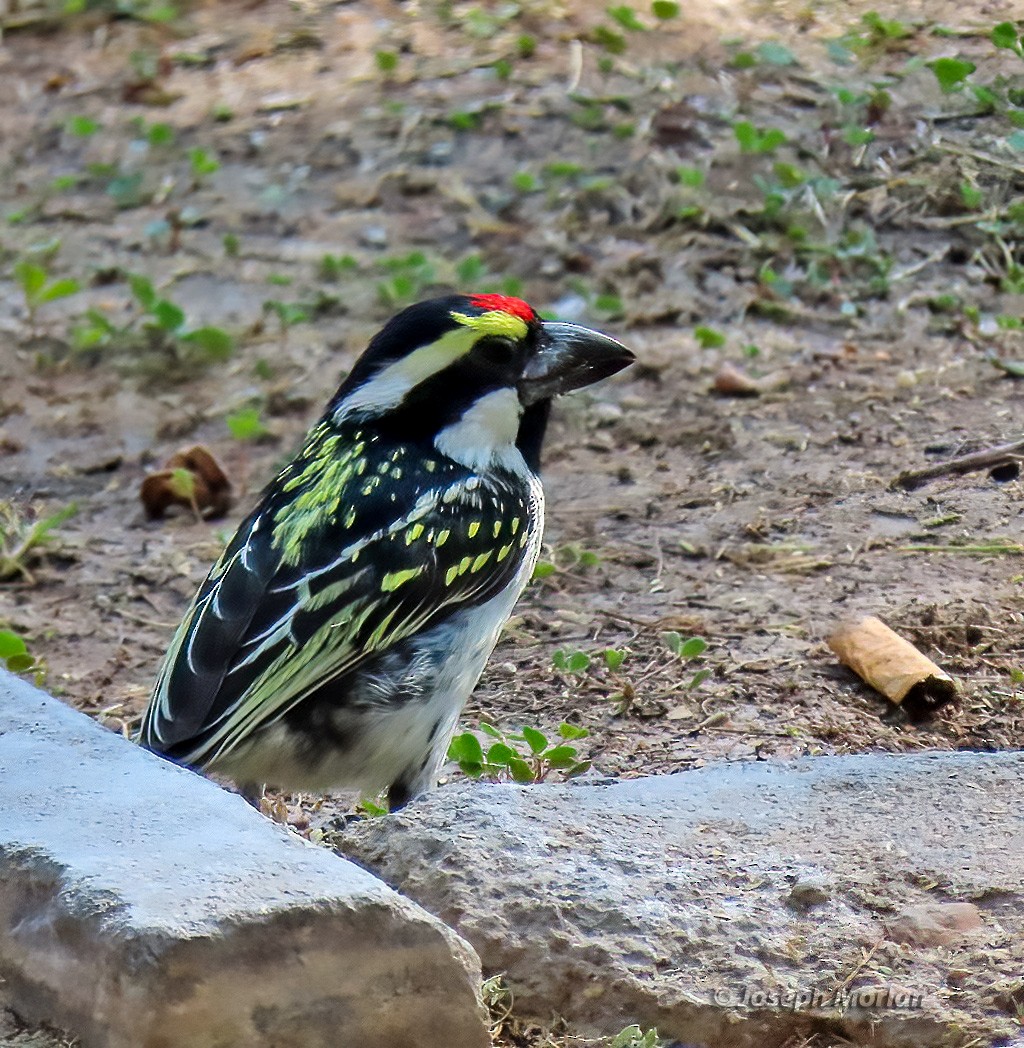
top-left (475, 336), bottom-right (519, 368)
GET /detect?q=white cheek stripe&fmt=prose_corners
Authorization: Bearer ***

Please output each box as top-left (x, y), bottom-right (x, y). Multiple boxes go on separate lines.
top-left (334, 327), bottom-right (478, 420)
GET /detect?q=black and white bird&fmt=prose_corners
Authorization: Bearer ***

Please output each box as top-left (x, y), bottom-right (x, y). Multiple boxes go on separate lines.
top-left (139, 293), bottom-right (633, 808)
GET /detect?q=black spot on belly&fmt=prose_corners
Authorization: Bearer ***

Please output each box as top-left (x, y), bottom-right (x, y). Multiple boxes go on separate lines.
top-left (427, 717), bottom-right (442, 743)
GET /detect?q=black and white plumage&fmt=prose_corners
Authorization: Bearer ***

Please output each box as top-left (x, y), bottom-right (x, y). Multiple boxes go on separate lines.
top-left (139, 293), bottom-right (633, 808)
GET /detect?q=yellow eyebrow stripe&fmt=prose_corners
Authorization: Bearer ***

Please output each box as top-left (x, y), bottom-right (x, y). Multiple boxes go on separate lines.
top-left (450, 309), bottom-right (529, 340)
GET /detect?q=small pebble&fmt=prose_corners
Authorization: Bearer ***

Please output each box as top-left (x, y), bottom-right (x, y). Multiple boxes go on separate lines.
top-left (787, 879), bottom-right (830, 910)
top-left (359, 226), bottom-right (389, 248)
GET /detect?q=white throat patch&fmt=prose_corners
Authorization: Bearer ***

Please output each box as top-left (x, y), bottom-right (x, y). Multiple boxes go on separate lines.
top-left (434, 388), bottom-right (525, 472)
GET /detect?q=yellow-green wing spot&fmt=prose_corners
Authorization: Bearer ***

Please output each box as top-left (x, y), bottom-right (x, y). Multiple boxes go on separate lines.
top-left (381, 566), bottom-right (424, 592)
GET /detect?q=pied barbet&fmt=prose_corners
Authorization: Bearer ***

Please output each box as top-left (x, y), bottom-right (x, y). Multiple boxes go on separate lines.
top-left (139, 293), bottom-right (633, 809)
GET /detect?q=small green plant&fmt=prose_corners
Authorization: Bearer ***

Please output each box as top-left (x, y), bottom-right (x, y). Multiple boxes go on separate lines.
top-left (1009, 666), bottom-right (1024, 698)
top-left (375, 50), bottom-right (398, 74)
top-left (130, 275), bottom-right (234, 362)
top-left (456, 254), bottom-right (486, 287)
top-left (73, 276), bottom-right (231, 369)
top-left (992, 21), bottom-right (1024, 56)
top-left (733, 121), bottom-right (786, 154)
top-left (694, 326), bottom-right (725, 348)
top-left (318, 253), bottom-right (358, 281)
top-left (377, 251), bottom-right (437, 307)
top-left (651, 1), bottom-right (679, 19)
top-left (553, 649), bottom-right (591, 674)
top-left (928, 56), bottom-right (976, 94)
top-left (64, 0), bottom-right (180, 22)
top-left (532, 543), bottom-right (600, 582)
top-left (611, 1026), bottom-right (665, 1048)
top-left (354, 794), bottom-right (390, 817)
top-left (0, 501), bottom-right (78, 583)
top-left (663, 633), bottom-right (711, 690)
top-left (226, 406), bottom-right (269, 441)
top-left (188, 147), bottom-right (220, 184)
top-left (14, 258), bottom-right (81, 330)
top-left (511, 170), bottom-right (538, 192)
top-left (603, 647), bottom-right (628, 671)
top-left (263, 299), bottom-right (310, 348)
top-left (65, 115), bottom-right (101, 137)
top-left (0, 630), bottom-right (38, 675)
top-left (448, 722), bottom-right (591, 783)
top-left (607, 5), bottom-right (645, 31)
top-left (593, 24), bottom-right (627, 54)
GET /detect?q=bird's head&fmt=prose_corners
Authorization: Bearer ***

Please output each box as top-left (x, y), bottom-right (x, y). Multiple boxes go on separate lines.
top-left (330, 293), bottom-right (634, 471)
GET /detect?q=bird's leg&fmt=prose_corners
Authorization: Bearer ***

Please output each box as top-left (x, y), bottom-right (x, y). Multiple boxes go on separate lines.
top-left (238, 782), bottom-right (265, 809)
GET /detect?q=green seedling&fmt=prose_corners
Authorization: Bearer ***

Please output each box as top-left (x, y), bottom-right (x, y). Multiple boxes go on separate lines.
top-left (663, 633), bottom-right (711, 690)
top-left (188, 147), bottom-right (220, 184)
top-left (377, 251), bottom-right (437, 307)
top-left (65, 115), bottom-right (100, 137)
top-left (593, 25), bottom-right (627, 54)
top-left (511, 170), bottom-right (538, 192)
top-left (733, 121), bottom-right (787, 154)
top-left (553, 649), bottom-right (591, 674)
top-left (131, 274), bottom-right (234, 363)
top-left (929, 56), bottom-right (976, 93)
top-left (74, 275), bottom-right (231, 369)
top-left (1009, 666), bottom-right (1024, 698)
top-left (456, 254), bottom-right (486, 287)
top-left (0, 502), bottom-right (78, 583)
top-left (532, 543), bottom-right (600, 582)
top-left (0, 630), bottom-right (37, 675)
top-left (694, 326), bottom-right (725, 348)
top-left (14, 260), bottom-right (81, 330)
top-left (226, 406), bottom-right (269, 441)
top-left (318, 253), bottom-right (357, 281)
top-left (64, 0), bottom-right (180, 22)
top-left (375, 50), bottom-right (398, 74)
top-left (992, 21), bottom-right (1024, 56)
top-left (448, 722), bottom-right (591, 783)
top-left (611, 1026), bottom-right (665, 1048)
top-left (608, 5), bottom-right (645, 31)
top-left (263, 300), bottom-right (310, 348)
top-left (603, 648), bottom-right (628, 671)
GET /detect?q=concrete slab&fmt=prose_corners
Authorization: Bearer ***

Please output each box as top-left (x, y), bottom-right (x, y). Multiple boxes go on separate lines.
top-left (0, 670), bottom-right (489, 1048)
top-left (338, 753), bottom-right (1024, 1048)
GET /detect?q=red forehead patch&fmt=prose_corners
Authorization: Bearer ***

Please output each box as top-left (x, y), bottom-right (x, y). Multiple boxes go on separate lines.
top-left (468, 293), bottom-right (536, 322)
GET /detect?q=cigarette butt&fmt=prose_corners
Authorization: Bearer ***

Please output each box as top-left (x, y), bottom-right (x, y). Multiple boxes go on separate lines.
top-left (827, 616), bottom-right (957, 717)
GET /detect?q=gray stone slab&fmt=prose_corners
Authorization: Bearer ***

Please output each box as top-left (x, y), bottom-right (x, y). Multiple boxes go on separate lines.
top-left (337, 753), bottom-right (1024, 1048)
top-left (0, 670), bottom-right (489, 1048)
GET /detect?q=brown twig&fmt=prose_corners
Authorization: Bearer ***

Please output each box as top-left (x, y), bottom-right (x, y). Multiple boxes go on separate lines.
top-left (891, 437), bottom-right (1024, 491)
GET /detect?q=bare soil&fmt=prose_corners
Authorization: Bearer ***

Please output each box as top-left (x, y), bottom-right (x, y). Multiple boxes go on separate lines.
top-left (1, 0), bottom-right (1023, 1043)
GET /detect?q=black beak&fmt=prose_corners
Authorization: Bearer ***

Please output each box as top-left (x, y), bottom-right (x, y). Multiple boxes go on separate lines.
top-left (519, 321), bottom-right (635, 406)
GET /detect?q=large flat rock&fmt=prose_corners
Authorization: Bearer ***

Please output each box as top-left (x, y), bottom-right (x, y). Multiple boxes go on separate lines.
top-left (337, 753), bottom-right (1024, 1047)
top-left (0, 670), bottom-right (489, 1048)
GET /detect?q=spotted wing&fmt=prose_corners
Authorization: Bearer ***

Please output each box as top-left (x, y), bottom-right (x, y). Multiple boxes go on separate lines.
top-left (140, 433), bottom-right (538, 768)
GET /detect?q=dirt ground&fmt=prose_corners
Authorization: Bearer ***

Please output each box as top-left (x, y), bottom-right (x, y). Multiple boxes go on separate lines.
top-left (1, 0), bottom-right (1023, 1043)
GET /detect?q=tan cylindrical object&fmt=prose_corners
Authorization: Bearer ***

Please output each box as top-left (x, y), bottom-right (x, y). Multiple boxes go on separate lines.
top-left (827, 615), bottom-right (957, 717)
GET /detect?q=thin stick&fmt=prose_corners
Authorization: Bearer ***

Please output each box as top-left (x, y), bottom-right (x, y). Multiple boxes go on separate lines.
top-left (891, 437), bottom-right (1024, 491)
